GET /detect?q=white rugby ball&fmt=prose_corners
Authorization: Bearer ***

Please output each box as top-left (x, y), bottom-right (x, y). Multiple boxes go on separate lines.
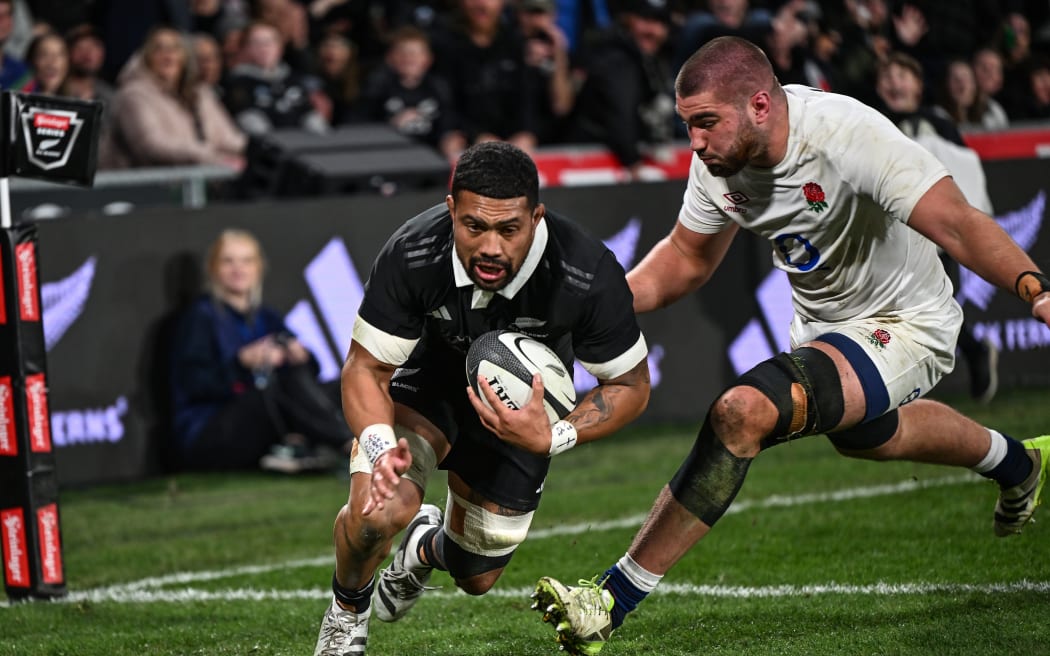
top-left (466, 330), bottom-right (576, 424)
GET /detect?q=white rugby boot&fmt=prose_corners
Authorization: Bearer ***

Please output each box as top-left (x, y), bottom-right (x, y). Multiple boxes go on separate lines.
top-left (373, 503), bottom-right (443, 621)
top-left (314, 596), bottom-right (370, 655)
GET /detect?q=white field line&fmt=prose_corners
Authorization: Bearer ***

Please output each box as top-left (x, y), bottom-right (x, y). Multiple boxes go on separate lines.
top-left (12, 473), bottom-right (1008, 607)
top-left (59, 580), bottom-right (1050, 605)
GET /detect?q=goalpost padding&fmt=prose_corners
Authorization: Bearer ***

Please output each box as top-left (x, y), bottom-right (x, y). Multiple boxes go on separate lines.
top-left (0, 224), bottom-right (66, 601)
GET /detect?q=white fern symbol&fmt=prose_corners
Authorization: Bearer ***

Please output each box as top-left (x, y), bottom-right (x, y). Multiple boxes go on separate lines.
top-left (42, 256), bottom-right (97, 351)
top-left (958, 191), bottom-right (1045, 310)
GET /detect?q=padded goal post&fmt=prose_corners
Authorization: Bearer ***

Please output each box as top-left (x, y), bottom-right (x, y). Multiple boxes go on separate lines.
top-left (0, 92), bottom-right (101, 600)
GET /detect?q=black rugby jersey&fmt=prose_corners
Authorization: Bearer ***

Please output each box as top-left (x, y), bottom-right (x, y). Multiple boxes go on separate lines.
top-left (354, 203), bottom-right (646, 380)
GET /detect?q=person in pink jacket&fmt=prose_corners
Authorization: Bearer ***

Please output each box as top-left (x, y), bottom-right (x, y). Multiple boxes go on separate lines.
top-left (101, 26), bottom-right (246, 169)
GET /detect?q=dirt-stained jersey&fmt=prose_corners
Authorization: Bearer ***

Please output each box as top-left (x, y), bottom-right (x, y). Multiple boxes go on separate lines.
top-left (351, 203), bottom-right (647, 380)
top-left (679, 84), bottom-right (954, 324)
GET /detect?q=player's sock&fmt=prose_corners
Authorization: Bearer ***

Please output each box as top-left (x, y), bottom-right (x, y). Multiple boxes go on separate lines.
top-left (603, 553), bottom-right (662, 629)
top-left (415, 526), bottom-right (448, 573)
top-left (973, 429), bottom-right (1034, 488)
top-left (332, 573), bottom-right (374, 613)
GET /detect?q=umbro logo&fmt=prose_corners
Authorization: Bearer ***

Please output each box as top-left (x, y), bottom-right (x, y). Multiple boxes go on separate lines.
top-left (723, 191), bottom-right (749, 204)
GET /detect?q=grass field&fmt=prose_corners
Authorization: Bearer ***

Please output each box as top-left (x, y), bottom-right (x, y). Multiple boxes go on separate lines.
top-left (3, 387), bottom-right (1049, 656)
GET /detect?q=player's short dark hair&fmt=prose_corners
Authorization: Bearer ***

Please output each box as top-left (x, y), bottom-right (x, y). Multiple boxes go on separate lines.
top-left (451, 142), bottom-right (539, 208)
top-left (676, 36), bottom-right (775, 104)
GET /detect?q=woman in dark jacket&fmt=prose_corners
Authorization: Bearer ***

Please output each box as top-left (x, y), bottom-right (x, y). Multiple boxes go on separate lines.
top-left (170, 229), bottom-right (353, 472)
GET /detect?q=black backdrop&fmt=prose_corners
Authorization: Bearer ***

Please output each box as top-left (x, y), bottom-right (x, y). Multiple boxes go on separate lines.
top-left (31, 161), bottom-right (1050, 486)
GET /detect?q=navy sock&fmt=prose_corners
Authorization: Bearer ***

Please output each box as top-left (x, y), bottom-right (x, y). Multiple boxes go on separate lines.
top-left (332, 573), bottom-right (373, 613)
top-left (603, 565), bottom-right (648, 630)
top-left (982, 434), bottom-right (1034, 488)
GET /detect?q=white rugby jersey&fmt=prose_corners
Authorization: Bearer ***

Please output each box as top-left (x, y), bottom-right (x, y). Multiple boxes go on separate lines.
top-left (679, 84), bottom-right (954, 323)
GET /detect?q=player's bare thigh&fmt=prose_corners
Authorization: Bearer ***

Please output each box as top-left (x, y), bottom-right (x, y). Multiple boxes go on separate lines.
top-left (798, 339), bottom-right (868, 431)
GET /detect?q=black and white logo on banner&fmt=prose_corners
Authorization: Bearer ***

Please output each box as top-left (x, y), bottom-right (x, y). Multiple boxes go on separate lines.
top-left (20, 108), bottom-right (84, 171)
top-left (4, 92), bottom-right (102, 186)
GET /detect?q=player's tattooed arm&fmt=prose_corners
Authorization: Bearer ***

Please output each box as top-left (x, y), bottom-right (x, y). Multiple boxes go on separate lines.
top-left (565, 358), bottom-right (651, 444)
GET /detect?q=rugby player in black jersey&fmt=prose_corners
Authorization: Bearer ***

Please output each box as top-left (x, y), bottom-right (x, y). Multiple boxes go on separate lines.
top-left (314, 141), bottom-right (652, 655)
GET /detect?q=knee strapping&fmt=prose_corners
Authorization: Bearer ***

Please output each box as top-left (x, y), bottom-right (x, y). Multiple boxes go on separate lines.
top-left (737, 348), bottom-right (844, 447)
top-left (439, 533), bottom-right (514, 579)
top-left (668, 417), bottom-right (752, 526)
top-left (439, 489), bottom-right (534, 579)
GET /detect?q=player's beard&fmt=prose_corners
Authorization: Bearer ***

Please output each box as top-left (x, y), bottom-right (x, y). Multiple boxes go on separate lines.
top-left (702, 120), bottom-right (761, 178)
top-left (468, 255), bottom-right (514, 291)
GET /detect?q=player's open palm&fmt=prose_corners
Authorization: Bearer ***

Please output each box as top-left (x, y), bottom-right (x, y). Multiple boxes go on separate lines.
top-left (468, 374), bottom-right (551, 456)
top-left (362, 438), bottom-right (412, 515)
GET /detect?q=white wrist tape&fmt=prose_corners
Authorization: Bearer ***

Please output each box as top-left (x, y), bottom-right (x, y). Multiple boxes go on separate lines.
top-left (549, 420), bottom-right (578, 457)
top-left (360, 424), bottom-right (397, 466)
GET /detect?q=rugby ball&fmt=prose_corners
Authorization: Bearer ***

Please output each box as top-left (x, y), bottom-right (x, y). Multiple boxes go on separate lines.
top-left (466, 330), bottom-right (576, 424)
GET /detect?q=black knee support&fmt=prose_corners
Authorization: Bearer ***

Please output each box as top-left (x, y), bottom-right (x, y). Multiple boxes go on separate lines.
top-left (737, 347), bottom-right (845, 448)
top-left (827, 409), bottom-right (899, 450)
top-left (669, 417), bottom-right (752, 526)
top-left (439, 531), bottom-right (515, 580)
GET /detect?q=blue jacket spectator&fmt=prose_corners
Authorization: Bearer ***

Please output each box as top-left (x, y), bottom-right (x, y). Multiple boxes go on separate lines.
top-left (170, 229), bottom-right (352, 473)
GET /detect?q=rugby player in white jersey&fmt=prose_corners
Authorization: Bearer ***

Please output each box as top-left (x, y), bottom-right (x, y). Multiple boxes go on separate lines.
top-left (534, 36), bottom-right (1050, 656)
top-left (312, 142), bottom-right (651, 655)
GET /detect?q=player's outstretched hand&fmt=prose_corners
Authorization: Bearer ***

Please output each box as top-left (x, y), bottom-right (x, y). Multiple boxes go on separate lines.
top-left (362, 438), bottom-right (412, 515)
top-left (1033, 294), bottom-right (1050, 325)
top-left (467, 374), bottom-right (551, 456)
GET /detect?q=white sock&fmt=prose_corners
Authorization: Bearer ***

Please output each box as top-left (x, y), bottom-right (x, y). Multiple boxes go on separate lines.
top-left (404, 524), bottom-right (436, 575)
top-left (617, 552), bottom-right (662, 592)
top-left (972, 429), bottom-right (1008, 473)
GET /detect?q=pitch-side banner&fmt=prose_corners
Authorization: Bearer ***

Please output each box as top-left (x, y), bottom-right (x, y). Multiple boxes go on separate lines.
top-left (30, 160), bottom-right (1050, 487)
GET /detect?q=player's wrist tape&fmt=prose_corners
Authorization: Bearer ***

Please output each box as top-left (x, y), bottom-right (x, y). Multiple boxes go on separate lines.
top-left (549, 420), bottom-right (578, 457)
top-left (360, 424), bottom-right (397, 466)
top-left (1016, 271), bottom-right (1050, 304)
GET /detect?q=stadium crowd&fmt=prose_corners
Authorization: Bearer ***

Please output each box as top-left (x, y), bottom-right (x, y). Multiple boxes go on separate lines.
top-left (0, 0), bottom-right (1049, 174)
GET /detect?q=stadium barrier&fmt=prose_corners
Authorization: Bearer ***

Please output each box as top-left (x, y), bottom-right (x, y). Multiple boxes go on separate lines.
top-left (28, 151), bottom-right (1050, 487)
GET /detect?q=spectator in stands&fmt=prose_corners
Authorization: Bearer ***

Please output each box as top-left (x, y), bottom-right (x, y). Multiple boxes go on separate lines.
top-left (102, 26), bottom-right (246, 168)
top-left (997, 11), bottom-right (1034, 119)
top-left (673, 0), bottom-right (772, 74)
top-left (0, 0), bottom-right (29, 89)
top-left (62, 25), bottom-right (114, 105)
top-left (357, 26), bottom-right (461, 156)
top-left (21, 30), bottom-right (66, 94)
top-left (973, 47), bottom-right (1007, 111)
top-left (193, 31), bottom-right (225, 98)
top-left (761, 1), bottom-right (833, 90)
top-left (218, 17), bottom-right (245, 71)
top-left (565, 0), bottom-right (676, 178)
top-left (92, 0), bottom-right (193, 83)
top-left (191, 0), bottom-right (249, 39)
top-left (305, 0), bottom-right (390, 67)
top-left (874, 51), bottom-right (960, 143)
top-left (935, 57), bottom-right (1009, 131)
top-left (430, 0), bottom-right (539, 153)
top-left (250, 0), bottom-right (312, 71)
top-left (515, 0), bottom-right (576, 145)
top-left (222, 20), bottom-right (330, 135)
top-left (888, 1), bottom-right (1003, 87)
top-left (875, 51), bottom-right (1000, 403)
top-left (170, 228), bottom-right (355, 474)
top-left (1013, 54), bottom-right (1050, 121)
top-left (315, 31), bottom-right (359, 126)
top-left (829, 0), bottom-right (926, 107)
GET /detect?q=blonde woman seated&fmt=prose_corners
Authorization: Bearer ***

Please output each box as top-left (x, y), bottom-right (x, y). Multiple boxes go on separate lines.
top-left (170, 229), bottom-right (354, 473)
top-left (102, 27), bottom-right (246, 169)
